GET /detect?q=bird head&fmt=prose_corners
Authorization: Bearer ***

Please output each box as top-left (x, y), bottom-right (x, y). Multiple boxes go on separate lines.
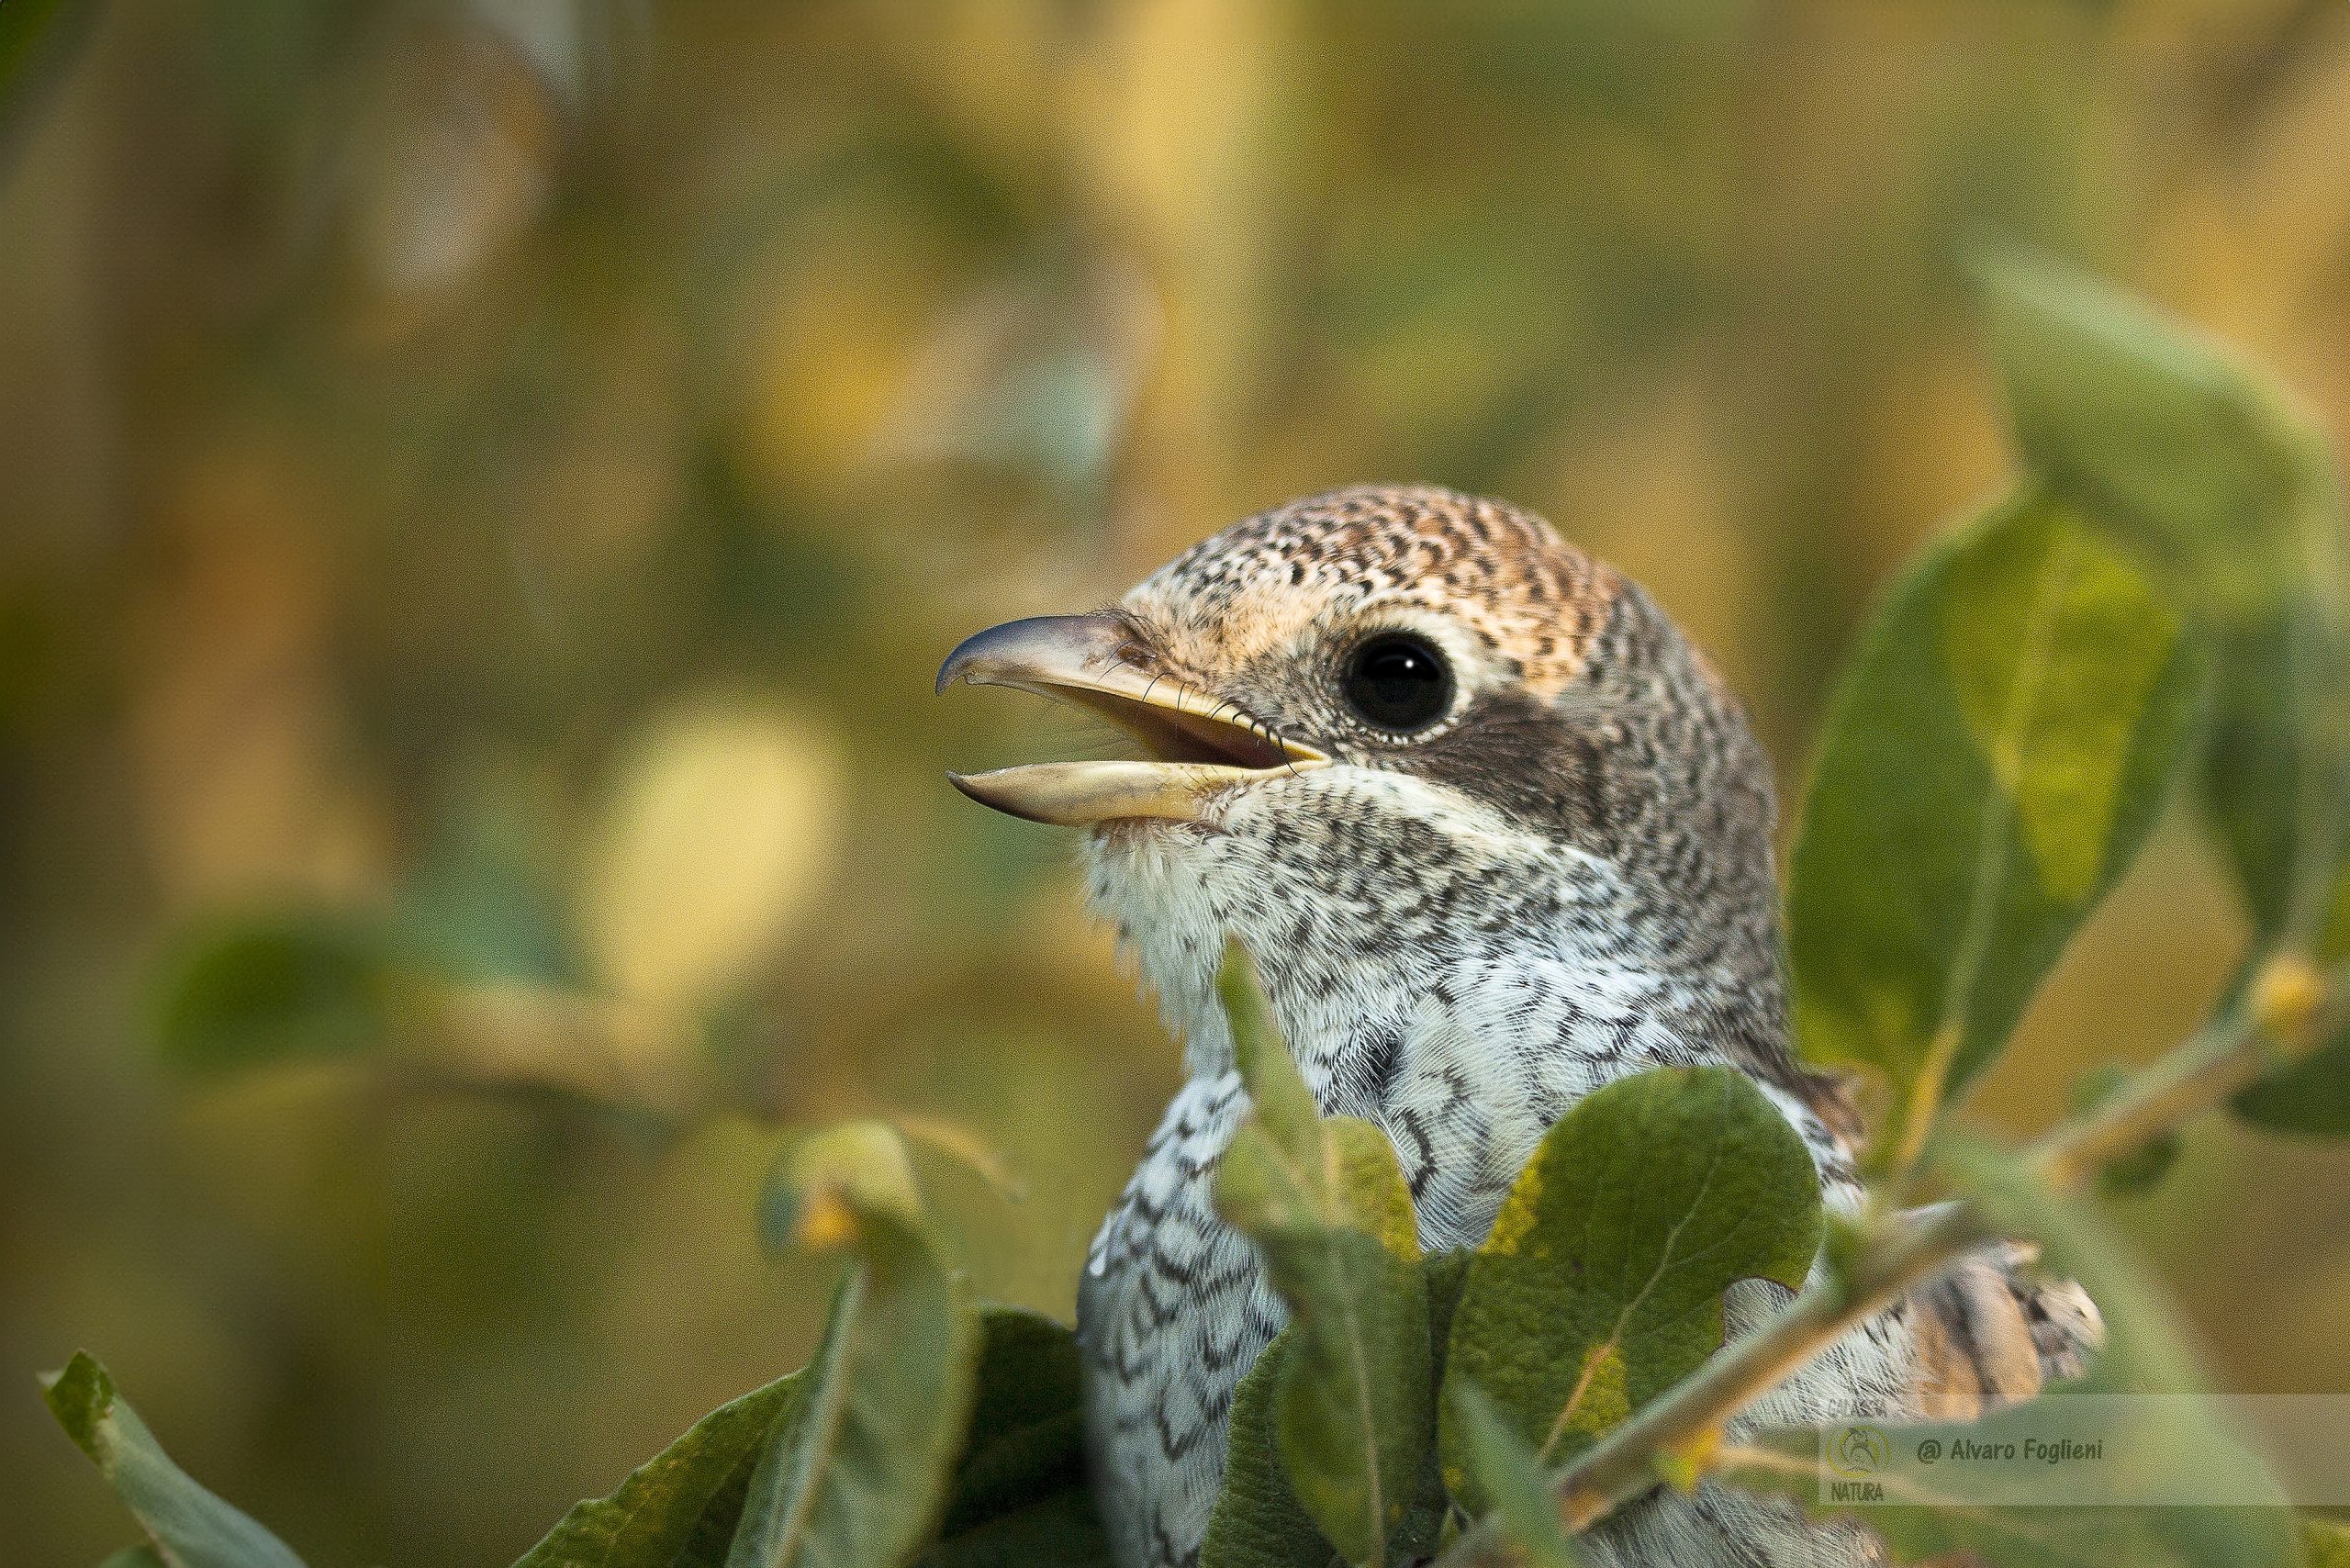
top-left (939, 484), bottom-right (1792, 1082)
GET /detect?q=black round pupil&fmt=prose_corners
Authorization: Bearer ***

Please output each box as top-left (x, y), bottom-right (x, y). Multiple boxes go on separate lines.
top-left (1343, 633), bottom-right (1452, 733)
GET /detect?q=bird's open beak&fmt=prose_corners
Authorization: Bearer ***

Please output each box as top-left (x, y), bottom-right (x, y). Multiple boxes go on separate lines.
top-left (936, 611), bottom-right (1326, 825)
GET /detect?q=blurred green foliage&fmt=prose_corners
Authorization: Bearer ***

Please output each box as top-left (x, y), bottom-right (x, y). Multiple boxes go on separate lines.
top-left (6, 1), bottom-right (2350, 1564)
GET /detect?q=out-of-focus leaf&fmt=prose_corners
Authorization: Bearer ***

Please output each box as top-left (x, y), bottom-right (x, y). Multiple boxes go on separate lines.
top-left (2069, 1064), bottom-right (2181, 1195)
top-left (929, 1308), bottom-right (1095, 1543)
top-left (1448, 1383), bottom-right (1584, 1568)
top-left (523, 1123), bottom-right (969, 1568)
top-left (581, 699), bottom-right (844, 1018)
top-left (1724, 1137), bottom-right (2300, 1568)
top-left (0, 0), bottom-right (91, 165)
top-left (1977, 249), bottom-right (2350, 954)
top-left (1200, 1333), bottom-right (1342, 1568)
top-left (756, 1121), bottom-right (925, 1256)
top-left (96, 1549), bottom-right (170, 1568)
top-left (2199, 601), bottom-right (2350, 952)
top-left (1978, 248), bottom-right (2341, 611)
top-left (40, 1352), bottom-right (309, 1568)
top-left (2305, 1516), bottom-right (2350, 1568)
top-left (1438, 1066), bottom-right (1821, 1516)
top-left (148, 910), bottom-right (397, 1077)
top-left (916, 1490), bottom-right (1115, 1568)
top-left (1788, 492), bottom-right (2204, 1160)
top-left (511, 1373), bottom-right (803, 1568)
top-left (1212, 943), bottom-right (1432, 1566)
top-left (1936, 1135), bottom-right (2199, 1393)
top-left (2233, 870), bottom-right (2350, 1137)
top-left (727, 1124), bottom-right (979, 1568)
top-left (1387, 1252), bottom-right (1473, 1563)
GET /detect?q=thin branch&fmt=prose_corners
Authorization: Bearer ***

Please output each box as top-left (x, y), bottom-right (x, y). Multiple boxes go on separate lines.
top-left (1438, 954), bottom-right (2339, 1566)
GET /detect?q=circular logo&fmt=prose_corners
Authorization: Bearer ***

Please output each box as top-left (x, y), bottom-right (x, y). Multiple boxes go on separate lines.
top-left (1829, 1425), bottom-right (1892, 1477)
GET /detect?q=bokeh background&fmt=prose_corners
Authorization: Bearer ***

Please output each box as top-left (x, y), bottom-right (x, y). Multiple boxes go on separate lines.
top-left (6, 0), bottom-right (2350, 1562)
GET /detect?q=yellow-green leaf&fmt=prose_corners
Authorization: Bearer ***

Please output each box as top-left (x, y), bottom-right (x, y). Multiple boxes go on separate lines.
top-left (512, 1373), bottom-right (804, 1568)
top-left (1448, 1383), bottom-right (1586, 1568)
top-left (1788, 491), bottom-right (2204, 1160)
top-left (1200, 1334), bottom-right (1345, 1568)
top-left (1438, 1067), bottom-right (1822, 1516)
top-left (1213, 942), bottom-right (1433, 1567)
top-left (1977, 248), bottom-right (2350, 955)
top-left (722, 1118), bottom-right (979, 1568)
top-left (41, 1353), bottom-right (309, 1568)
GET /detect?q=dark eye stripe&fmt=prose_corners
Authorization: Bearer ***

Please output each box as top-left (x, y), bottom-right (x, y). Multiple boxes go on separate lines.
top-left (1341, 633), bottom-right (1452, 734)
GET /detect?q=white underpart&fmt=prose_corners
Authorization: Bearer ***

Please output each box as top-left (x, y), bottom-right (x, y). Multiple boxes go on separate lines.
top-left (1072, 767), bottom-right (1930, 1568)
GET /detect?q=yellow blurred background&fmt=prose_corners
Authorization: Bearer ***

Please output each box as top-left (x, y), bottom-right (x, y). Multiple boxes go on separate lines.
top-left (5, 1), bottom-right (2349, 1562)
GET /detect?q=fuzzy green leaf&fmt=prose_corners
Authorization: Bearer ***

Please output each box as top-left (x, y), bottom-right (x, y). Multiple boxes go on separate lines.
top-left (0, 0), bottom-right (90, 164)
top-left (1788, 491), bottom-right (2204, 1159)
top-left (522, 1126), bottom-right (986, 1568)
top-left (2305, 1517), bottom-right (2350, 1568)
top-left (727, 1144), bottom-right (979, 1568)
top-left (1438, 1066), bottom-right (1822, 1516)
top-left (97, 1550), bottom-right (170, 1568)
top-left (1217, 940), bottom-right (1321, 1154)
top-left (756, 1120), bottom-right (927, 1255)
top-left (1213, 942), bottom-right (1433, 1566)
top-left (513, 1374), bottom-right (803, 1568)
top-left (40, 1353), bottom-right (308, 1568)
top-left (1201, 1334), bottom-right (1345, 1568)
top-left (920, 1307), bottom-right (1109, 1565)
top-left (1386, 1252), bottom-right (1474, 1563)
top-left (148, 909), bottom-right (398, 1077)
top-left (1448, 1383), bottom-right (1585, 1568)
top-left (2233, 870), bottom-right (2350, 1137)
top-left (1978, 248), bottom-right (2350, 958)
top-left (915, 1490), bottom-right (1116, 1568)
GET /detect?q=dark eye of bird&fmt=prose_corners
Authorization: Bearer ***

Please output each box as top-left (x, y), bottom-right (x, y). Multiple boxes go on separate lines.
top-left (1340, 632), bottom-right (1453, 734)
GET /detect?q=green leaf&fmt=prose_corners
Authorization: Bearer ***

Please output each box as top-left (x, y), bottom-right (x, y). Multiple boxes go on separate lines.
top-left (148, 909), bottom-right (398, 1078)
top-left (2305, 1516), bottom-right (2350, 1568)
top-left (1788, 491), bottom-right (2204, 1161)
top-left (2233, 869), bottom-right (2350, 1137)
top-left (1200, 1333), bottom-right (1343, 1568)
top-left (512, 1374), bottom-right (804, 1568)
top-left (1212, 942), bottom-right (1434, 1565)
top-left (1724, 1137), bottom-right (2302, 1568)
top-left (520, 1126), bottom-right (990, 1568)
top-left (1935, 1134), bottom-right (2200, 1394)
top-left (923, 1307), bottom-right (1108, 1561)
top-left (756, 1121), bottom-right (927, 1255)
top-left (1448, 1383), bottom-right (1584, 1568)
top-left (40, 1352), bottom-right (308, 1568)
top-left (1977, 248), bottom-right (2350, 953)
top-left (1216, 940), bottom-right (1321, 1155)
top-left (97, 1550), bottom-right (171, 1568)
top-left (0, 0), bottom-right (89, 162)
top-left (915, 1490), bottom-right (1115, 1568)
top-left (2200, 602), bottom-right (2350, 951)
top-left (1438, 1067), bottom-right (1822, 1515)
top-left (727, 1136), bottom-right (979, 1568)
top-left (1387, 1252), bottom-right (1473, 1563)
